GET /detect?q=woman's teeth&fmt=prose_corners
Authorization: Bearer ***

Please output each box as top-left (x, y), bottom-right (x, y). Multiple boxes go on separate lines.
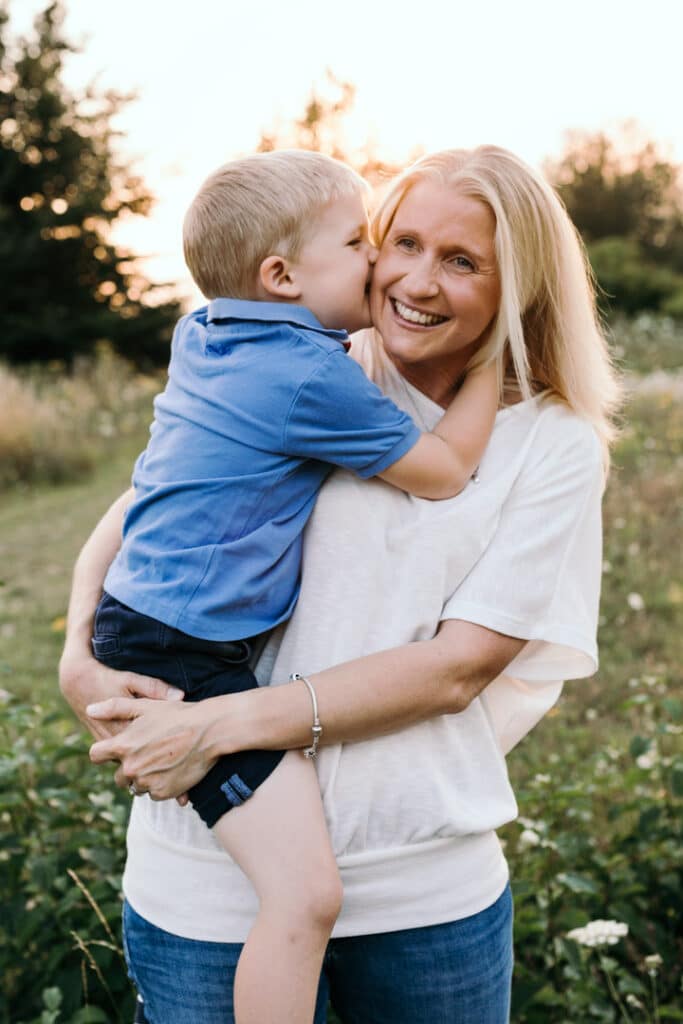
top-left (393, 299), bottom-right (447, 326)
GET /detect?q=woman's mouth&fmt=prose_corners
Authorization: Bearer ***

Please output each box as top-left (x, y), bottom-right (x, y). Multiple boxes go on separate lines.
top-left (391, 298), bottom-right (448, 327)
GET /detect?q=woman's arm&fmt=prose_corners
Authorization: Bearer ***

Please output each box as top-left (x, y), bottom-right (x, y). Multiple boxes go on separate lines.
top-left (88, 621), bottom-right (525, 798)
top-left (59, 488), bottom-right (184, 740)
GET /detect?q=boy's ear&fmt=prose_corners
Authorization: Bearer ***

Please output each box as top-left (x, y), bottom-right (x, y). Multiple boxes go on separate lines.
top-left (258, 255), bottom-right (303, 300)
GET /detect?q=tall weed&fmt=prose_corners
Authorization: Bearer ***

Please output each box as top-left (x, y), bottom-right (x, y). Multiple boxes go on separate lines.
top-left (0, 348), bottom-right (161, 490)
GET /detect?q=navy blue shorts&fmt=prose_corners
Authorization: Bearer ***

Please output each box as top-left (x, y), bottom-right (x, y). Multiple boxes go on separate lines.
top-left (91, 592), bottom-right (285, 828)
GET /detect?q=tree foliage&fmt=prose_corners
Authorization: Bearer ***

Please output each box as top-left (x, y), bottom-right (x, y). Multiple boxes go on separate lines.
top-left (0, 2), bottom-right (180, 365)
top-left (256, 69), bottom-right (407, 186)
top-left (546, 126), bottom-right (683, 317)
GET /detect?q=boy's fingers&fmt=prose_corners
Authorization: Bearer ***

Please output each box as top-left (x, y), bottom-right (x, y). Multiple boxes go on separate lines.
top-left (86, 696), bottom-right (141, 720)
top-left (128, 674), bottom-right (184, 702)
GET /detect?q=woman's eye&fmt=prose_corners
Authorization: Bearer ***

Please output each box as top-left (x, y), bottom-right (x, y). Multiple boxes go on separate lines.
top-left (395, 237), bottom-right (417, 251)
top-left (449, 255), bottom-right (474, 271)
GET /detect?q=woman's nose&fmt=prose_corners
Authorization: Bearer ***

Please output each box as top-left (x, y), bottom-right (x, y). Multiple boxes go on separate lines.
top-left (403, 259), bottom-right (439, 298)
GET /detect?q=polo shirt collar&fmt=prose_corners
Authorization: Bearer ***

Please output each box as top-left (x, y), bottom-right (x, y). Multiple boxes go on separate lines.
top-left (207, 298), bottom-right (349, 342)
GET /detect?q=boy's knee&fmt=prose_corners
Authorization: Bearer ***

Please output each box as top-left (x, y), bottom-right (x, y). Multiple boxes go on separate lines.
top-left (276, 868), bottom-right (343, 935)
top-left (307, 872), bottom-right (344, 932)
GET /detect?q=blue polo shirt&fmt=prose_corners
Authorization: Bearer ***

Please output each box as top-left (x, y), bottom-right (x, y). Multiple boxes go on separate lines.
top-left (105, 300), bottom-right (421, 640)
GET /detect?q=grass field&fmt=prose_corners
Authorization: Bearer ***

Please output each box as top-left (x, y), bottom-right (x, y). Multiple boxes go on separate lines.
top-left (1, 337), bottom-right (681, 1022)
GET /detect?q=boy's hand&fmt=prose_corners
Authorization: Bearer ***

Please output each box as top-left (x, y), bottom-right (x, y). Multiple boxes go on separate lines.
top-left (59, 648), bottom-right (184, 741)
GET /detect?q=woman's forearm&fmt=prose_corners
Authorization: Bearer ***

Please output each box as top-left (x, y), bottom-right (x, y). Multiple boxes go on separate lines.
top-left (88, 619), bottom-right (524, 796)
top-left (205, 621), bottom-right (525, 759)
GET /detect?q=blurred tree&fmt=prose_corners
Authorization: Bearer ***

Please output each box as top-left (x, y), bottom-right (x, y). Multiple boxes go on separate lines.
top-left (257, 69), bottom-right (407, 187)
top-left (0, 2), bottom-right (180, 365)
top-left (546, 125), bottom-right (683, 316)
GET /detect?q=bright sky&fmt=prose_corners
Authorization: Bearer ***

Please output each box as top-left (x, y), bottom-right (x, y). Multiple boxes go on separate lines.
top-left (10, 0), bottom-right (683, 307)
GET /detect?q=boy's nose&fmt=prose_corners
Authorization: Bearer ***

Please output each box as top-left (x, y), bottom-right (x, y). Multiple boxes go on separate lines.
top-left (366, 243), bottom-right (379, 264)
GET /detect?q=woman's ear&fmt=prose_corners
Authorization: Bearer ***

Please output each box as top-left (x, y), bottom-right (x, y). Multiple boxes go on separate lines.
top-left (258, 255), bottom-right (302, 300)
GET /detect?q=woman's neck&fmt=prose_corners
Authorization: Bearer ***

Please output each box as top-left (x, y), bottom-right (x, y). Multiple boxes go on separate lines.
top-left (387, 354), bottom-right (471, 410)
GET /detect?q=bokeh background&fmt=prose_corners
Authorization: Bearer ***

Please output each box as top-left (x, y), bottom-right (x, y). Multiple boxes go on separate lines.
top-left (1, 2), bottom-right (681, 1022)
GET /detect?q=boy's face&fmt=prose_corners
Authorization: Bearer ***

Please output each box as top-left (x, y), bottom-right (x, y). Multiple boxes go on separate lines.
top-left (292, 192), bottom-right (376, 334)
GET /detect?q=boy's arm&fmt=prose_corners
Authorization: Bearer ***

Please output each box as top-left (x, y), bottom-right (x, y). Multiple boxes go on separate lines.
top-left (378, 363), bottom-right (498, 499)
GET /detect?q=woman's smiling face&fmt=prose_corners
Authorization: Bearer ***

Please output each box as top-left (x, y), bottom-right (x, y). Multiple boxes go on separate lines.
top-left (370, 181), bottom-right (501, 393)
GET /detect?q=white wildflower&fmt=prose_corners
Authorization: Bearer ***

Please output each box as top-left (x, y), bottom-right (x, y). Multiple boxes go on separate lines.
top-left (519, 829), bottom-right (541, 848)
top-left (644, 953), bottom-right (663, 974)
top-left (627, 592), bottom-right (645, 611)
top-left (585, 708), bottom-right (598, 721)
top-left (566, 919), bottom-right (629, 948)
top-left (626, 994), bottom-right (645, 1010)
top-left (534, 773), bottom-right (551, 784)
top-left (636, 750), bottom-right (657, 770)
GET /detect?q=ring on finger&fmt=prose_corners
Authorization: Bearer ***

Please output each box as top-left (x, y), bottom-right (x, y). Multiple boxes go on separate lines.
top-left (128, 782), bottom-right (141, 797)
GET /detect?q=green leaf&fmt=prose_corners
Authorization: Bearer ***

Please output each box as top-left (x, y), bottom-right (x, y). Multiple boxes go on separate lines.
top-left (68, 1007), bottom-right (110, 1023)
top-left (662, 697), bottom-right (683, 721)
top-left (670, 761), bottom-right (683, 798)
top-left (638, 805), bottom-right (661, 831)
top-left (629, 735), bottom-right (651, 758)
top-left (42, 987), bottom-right (62, 1011)
top-left (556, 872), bottom-right (599, 894)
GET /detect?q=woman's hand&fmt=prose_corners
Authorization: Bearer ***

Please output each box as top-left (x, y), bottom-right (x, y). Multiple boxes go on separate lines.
top-left (87, 696), bottom-right (220, 800)
top-left (59, 649), bottom-right (184, 741)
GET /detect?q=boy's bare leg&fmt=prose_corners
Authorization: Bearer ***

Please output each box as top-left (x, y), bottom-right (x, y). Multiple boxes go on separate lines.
top-left (213, 749), bottom-right (342, 1024)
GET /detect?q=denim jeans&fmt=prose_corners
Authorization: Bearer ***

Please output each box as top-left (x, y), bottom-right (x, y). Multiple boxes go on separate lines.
top-left (123, 883), bottom-right (513, 1023)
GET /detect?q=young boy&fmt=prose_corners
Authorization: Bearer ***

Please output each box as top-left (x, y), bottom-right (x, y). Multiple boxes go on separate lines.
top-left (92, 150), bottom-right (498, 1023)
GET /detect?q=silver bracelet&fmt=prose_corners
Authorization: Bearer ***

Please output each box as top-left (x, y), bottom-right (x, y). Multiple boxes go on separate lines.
top-left (289, 673), bottom-right (323, 758)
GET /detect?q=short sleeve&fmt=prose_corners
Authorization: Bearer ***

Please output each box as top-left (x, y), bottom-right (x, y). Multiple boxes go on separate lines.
top-left (283, 349), bottom-right (421, 477)
top-left (442, 410), bottom-right (604, 682)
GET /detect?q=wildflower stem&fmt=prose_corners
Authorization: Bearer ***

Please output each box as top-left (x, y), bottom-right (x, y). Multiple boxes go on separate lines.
top-left (598, 955), bottom-right (634, 1024)
top-left (649, 970), bottom-right (660, 1024)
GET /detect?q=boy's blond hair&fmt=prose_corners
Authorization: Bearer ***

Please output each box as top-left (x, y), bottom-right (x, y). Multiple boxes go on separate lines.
top-left (184, 150), bottom-right (367, 299)
top-left (372, 147), bottom-right (622, 473)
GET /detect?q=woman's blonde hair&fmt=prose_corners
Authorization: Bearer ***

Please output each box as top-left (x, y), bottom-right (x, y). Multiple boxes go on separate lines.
top-left (184, 150), bottom-right (366, 299)
top-left (371, 146), bottom-right (622, 468)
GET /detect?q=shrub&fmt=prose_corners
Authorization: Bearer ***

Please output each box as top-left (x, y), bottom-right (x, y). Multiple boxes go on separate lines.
top-left (504, 681), bottom-right (683, 1021)
top-left (588, 237), bottom-right (683, 318)
top-left (608, 313), bottom-right (683, 375)
top-left (0, 696), bottom-right (134, 1024)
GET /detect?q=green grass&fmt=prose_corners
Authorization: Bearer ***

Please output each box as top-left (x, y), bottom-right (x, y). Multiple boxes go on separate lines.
top-left (0, 434), bottom-right (145, 703)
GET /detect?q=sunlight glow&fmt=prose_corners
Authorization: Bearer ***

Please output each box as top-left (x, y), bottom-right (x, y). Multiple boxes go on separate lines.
top-left (10, 0), bottom-right (683, 305)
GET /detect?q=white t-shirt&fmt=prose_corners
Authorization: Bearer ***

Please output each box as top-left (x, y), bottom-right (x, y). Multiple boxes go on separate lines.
top-left (123, 330), bottom-right (604, 941)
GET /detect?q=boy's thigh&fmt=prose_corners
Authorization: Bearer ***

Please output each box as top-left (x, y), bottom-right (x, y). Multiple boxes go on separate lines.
top-left (326, 884), bottom-right (513, 1024)
top-left (92, 592), bottom-right (261, 698)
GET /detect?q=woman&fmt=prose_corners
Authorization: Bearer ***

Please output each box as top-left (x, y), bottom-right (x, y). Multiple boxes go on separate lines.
top-left (60, 146), bottom-right (619, 1024)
